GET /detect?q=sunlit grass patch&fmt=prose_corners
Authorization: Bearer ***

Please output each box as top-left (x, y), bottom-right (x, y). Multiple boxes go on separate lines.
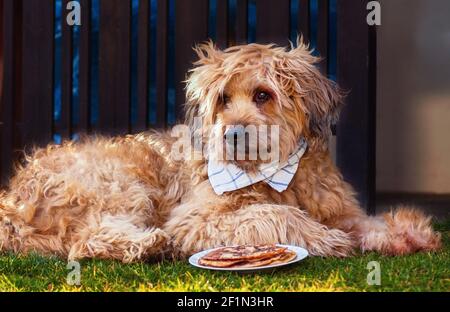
top-left (0, 220), bottom-right (448, 292)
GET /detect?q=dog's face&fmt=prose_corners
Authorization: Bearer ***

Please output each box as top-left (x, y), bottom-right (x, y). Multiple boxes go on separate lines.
top-left (186, 41), bottom-right (343, 170)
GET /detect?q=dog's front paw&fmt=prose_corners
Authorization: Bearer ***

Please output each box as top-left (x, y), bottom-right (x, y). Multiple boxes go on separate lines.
top-left (307, 228), bottom-right (356, 258)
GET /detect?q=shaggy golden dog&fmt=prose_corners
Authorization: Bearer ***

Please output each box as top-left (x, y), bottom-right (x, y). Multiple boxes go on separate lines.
top-left (0, 41), bottom-right (441, 262)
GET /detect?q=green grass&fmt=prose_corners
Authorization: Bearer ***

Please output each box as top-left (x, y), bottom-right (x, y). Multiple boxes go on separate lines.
top-left (1, 220), bottom-right (449, 292)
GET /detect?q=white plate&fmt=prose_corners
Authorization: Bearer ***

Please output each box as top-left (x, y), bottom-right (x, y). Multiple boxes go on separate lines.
top-left (188, 245), bottom-right (308, 272)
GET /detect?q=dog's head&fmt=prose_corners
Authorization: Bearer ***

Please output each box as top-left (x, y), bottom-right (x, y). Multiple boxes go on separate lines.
top-left (185, 40), bottom-right (343, 170)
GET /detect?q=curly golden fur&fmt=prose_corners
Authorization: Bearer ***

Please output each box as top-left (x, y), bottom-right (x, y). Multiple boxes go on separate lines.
top-left (0, 40), bottom-right (441, 262)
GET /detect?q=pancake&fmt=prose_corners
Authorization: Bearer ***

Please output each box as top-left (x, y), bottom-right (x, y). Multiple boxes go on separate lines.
top-left (197, 245), bottom-right (297, 269)
top-left (233, 250), bottom-right (297, 268)
top-left (198, 258), bottom-right (244, 268)
top-left (201, 245), bottom-right (287, 261)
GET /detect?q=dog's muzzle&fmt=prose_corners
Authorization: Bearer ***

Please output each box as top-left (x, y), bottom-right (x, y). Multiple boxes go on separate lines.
top-left (224, 126), bottom-right (246, 145)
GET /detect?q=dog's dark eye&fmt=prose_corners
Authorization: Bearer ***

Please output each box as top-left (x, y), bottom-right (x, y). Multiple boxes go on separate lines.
top-left (253, 91), bottom-right (271, 105)
top-left (220, 94), bottom-right (231, 105)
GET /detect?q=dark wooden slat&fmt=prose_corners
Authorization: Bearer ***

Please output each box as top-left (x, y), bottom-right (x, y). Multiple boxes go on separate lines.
top-left (0, 0), bottom-right (5, 182)
top-left (135, 0), bottom-right (150, 132)
top-left (0, 0), bottom-right (3, 102)
top-left (298, 0), bottom-right (310, 44)
top-left (235, 0), bottom-right (248, 44)
top-left (155, 0), bottom-right (168, 128)
top-left (99, 0), bottom-right (131, 135)
top-left (11, 0), bottom-right (23, 172)
top-left (255, 0), bottom-right (290, 45)
top-left (21, 0), bottom-right (54, 147)
top-left (174, 0), bottom-right (209, 123)
top-left (216, 0), bottom-right (228, 48)
top-left (0, 0), bottom-right (17, 184)
top-left (78, 0), bottom-right (91, 133)
top-left (336, 0), bottom-right (376, 214)
top-left (317, 0), bottom-right (329, 74)
top-left (60, 0), bottom-right (73, 139)
top-left (367, 25), bottom-right (377, 214)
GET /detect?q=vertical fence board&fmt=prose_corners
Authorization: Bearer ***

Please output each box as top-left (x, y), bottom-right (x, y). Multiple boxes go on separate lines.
top-left (21, 0), bottom-right (54, 147)
top-left (99, 0), bottom-right (131, 134)
top-left (155, 0), bottom-right (168, 128)
top-left (317, 0), bottom-right (329, 74)
top-left (0, 0), bottom-right (3, 102)
top-left (136, 0), bottom-right (150, 132)
top-left (174, 0), bottom-right (209, 123)
top-left (0, 0), bottom-right (17, 184)
top-left (337, 0), bottom-right (376, 213)
top-left (256, 0), bottom-right (290, 45)
top-left (216, 0), bottom-right (228, 48)
top-left (235, 0), bottom-right (248, 44)
top-left (367, 25), bottom-right (377, 214)
top-left (60, 0), bottom-right (73, 139)
top-left (298, 0), bottom-right (310, 43)
top-left (78, 0), bottom-right (91, 134)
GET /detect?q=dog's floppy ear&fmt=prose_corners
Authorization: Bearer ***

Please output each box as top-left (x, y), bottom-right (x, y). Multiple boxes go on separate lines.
top-left (185, 41), bottom-right (225, 128)
top-left (283, 39), bottom-right (345, 141)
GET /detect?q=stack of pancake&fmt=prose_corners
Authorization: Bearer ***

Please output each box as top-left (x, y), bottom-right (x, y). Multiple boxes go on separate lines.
top-left (198, 245), bottom-right (297, 268)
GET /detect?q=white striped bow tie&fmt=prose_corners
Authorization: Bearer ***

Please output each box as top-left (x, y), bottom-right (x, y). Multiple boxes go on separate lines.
top-left (208, 138), bottom-right (308, 195)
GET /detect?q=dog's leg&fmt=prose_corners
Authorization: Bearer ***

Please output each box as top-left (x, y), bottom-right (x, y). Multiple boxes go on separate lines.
top-left (296, 158), bottom-right (442, 255)
top-left (1, 213), bottom-right (170, 263)
top-left (304, 185), bottom-right (441, 255)
top-left (341, 206), bottom-right (441, 255)
top-left (1, 188), bottom-right (168, 262)
top-left (68, 214), bottom-right (169, 263)
top-left (306, 184), bottom-right (441, 255)
top-left (0, 198), bottom-right (169, 262)
top-left (164, 202), bottom-right (355, 258)
top-left (0, 217), bottom-right (20, 253)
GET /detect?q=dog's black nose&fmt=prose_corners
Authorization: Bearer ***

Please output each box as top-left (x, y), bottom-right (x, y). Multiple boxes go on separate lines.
top-left (224, 126), bottom-right (245, 143)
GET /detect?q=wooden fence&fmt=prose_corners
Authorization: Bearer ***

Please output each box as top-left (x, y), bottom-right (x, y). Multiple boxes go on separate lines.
top-left (0, 0), bottom-right (376, 212)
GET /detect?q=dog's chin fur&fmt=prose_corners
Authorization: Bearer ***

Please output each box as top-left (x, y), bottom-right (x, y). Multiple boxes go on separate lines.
top-left (230, 160), bottom-right (262, 175)
top-left (222, 146), bottom-right (275, 173)
top-left (0, 40), bottom-right (442, 262)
